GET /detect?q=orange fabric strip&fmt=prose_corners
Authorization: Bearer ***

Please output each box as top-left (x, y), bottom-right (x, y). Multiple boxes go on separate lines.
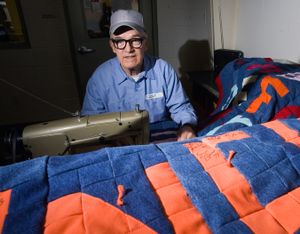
top-left (0, 189), bottom-right (12, 234)
top-left (44, 192), bottom-right (156, 234)
top-left (44, 192), bottom-right (83, 230)
top-left (246, 76), bottom-right (289, 113)
top-left (290, 137), bottom-right (300, 147)
top-left (266, 187), bottom-right (300, 233)
top-left (241, 209), bottom-right (286, 233)
top-left (201, 131), bottom-right (250, 148)
top-left (185, 131), bottom-right (249, 171)
top-left (81, 193), bottom-right (156, 234)
top-left (223, 180), bottom-right (263, 217)
top-left (185, 142), bottom-right (285, 232)
top-left (263, 119), bottom-right (300, 146)
top-left (145, 162), bottom-right (211, 234)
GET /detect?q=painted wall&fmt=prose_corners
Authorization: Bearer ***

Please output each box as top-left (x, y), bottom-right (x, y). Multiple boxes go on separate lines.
top-left (0, 0), bottom-right (80, 125)
top-left (213, 0), bottom-right (300, 63)
top-left (212, 0), bottom-right (238, 50)
top-left (156, 0), bottom-right (213, 76)
top-left (237, 0), bottom-right (300, 62)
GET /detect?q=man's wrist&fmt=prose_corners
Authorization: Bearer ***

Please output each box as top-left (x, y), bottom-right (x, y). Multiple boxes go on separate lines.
top-left (177, 123), bottom-right (197, 141)
top-left (180, 123), bottom-right (196, 132)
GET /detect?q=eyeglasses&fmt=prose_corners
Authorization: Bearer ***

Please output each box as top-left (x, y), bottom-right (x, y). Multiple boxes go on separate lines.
top-left (111, 37), bottom-right (145, 50)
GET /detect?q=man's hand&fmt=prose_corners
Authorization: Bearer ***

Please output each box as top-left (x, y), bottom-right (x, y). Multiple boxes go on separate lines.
top-left (177, 124), bottom-right (196, 141)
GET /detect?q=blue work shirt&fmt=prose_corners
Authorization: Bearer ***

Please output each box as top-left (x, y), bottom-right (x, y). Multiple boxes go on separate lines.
top-left (81, 54), bottom-right (198, 126)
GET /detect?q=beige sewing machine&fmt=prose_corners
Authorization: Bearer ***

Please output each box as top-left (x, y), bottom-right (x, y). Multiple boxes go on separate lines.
top-left (21, 109), bottom-right (149, 157)
top-left (0, 78), bottom-right (150, 162)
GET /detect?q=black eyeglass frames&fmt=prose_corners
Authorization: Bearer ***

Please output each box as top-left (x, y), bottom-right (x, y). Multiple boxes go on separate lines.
top-left (111, 37), bottom-right (145, 50)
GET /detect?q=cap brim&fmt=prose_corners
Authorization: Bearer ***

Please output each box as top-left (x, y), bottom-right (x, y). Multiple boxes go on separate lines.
top-left (110, 23), bottom-right (145, 36)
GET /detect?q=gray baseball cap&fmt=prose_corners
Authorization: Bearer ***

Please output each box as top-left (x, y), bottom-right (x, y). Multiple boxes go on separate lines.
top-left (109, 9), bottom-right (145, 36)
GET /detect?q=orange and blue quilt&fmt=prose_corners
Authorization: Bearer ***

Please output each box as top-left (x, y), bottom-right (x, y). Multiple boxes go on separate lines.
top-left (199, 58), bottom-right (300, 136)
top-left (1, 118), bottom-right (300, 233)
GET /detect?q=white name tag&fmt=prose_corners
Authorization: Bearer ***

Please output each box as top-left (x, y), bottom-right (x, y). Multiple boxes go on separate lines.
top-left (145, 92), bottom-right (164, 100)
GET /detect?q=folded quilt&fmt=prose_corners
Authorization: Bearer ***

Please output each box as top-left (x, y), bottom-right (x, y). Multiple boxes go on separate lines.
top-left (199, 58), bottom-right (300, 136)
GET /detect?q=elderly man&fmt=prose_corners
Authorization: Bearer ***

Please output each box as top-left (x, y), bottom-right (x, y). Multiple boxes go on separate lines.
top-left (81, 9), bottom-right (198, 141)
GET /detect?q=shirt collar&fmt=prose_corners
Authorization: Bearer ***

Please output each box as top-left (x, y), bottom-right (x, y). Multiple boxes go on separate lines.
top-left (115, 55), bottom-right (150, 85)
top-left (116, 63), bottom-right (128, 85)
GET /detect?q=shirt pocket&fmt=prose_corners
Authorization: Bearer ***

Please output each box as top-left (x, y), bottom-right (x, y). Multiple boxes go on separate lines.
top-left (145, 95), bottom-right (167, 122)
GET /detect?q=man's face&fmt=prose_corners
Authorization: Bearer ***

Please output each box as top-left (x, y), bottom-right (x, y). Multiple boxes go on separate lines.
top-left (110, 29), bottom-right (147, 76)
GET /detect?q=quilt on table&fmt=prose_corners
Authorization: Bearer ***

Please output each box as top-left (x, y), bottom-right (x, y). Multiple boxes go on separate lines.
top-left (1, 118), bottom-right (300, 233)
top-left (198, 57), bottom-right (300, 136)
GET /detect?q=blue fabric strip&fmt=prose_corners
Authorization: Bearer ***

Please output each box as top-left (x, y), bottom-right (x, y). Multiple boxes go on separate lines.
top-left (105, 144), bottom-right (173, 233)
top-left (1, 157), bottom-right (48, 234)
top-left (215, 120), bottom-right (300, 206)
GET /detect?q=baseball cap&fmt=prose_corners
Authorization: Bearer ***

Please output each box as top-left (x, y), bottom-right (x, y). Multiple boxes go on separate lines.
top-left (109, 9), bottom-right (145, 36)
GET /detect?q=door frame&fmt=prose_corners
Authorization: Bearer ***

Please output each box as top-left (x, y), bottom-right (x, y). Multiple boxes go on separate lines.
top-left (62, 0), bottom-right (158, 103)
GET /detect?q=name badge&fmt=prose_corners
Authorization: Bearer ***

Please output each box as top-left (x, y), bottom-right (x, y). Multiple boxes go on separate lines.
top-left (145, 92), bottom-right (164, 100)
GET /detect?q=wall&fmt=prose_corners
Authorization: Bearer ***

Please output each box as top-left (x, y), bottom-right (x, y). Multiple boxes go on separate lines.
top-left (212, 0), bottom-right (238, 50)
top-left (0, 0), bottom-right (80, 125)
top-left (156, 0), bottom-right (213, 76)
top-left (237, 0), bottom-right (300, 62)
top-left (213, 0), bottom-right (300, 63)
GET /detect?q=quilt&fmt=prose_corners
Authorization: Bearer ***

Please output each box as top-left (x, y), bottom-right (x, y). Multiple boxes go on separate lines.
top-left (1, 117), bottom-right (300, 233)
top-left (198, 58), bottom-right (300, 136)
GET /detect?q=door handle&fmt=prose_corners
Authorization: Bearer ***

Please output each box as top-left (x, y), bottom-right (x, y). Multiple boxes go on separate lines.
top-left (77, 46), bottom-right (95, 54)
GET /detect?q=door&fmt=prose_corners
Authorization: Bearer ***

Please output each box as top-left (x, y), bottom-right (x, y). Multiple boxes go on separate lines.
top-left (63, 0), bottom-right (157, 104)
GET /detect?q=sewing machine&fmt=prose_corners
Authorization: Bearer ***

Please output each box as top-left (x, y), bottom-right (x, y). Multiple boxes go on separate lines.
top-left (3, 109), bottom-right (149, 160)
